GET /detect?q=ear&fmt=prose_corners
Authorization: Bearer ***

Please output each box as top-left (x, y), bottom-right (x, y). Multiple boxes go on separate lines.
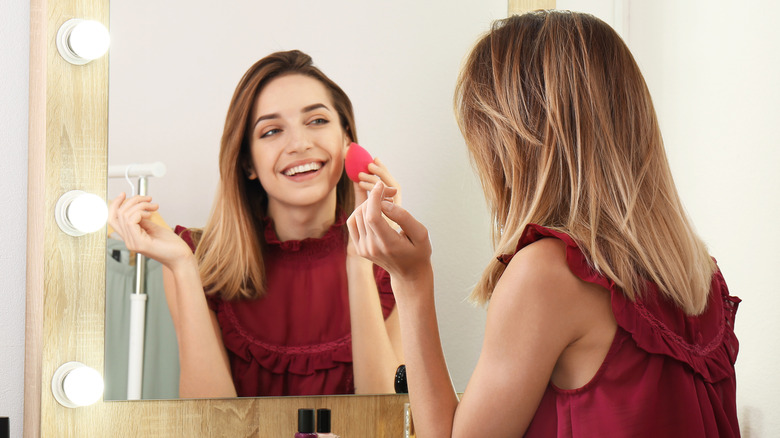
top-left (342, 131), bottom-right (351, 154)
top-left (243, 160), bottom-right (257, 180)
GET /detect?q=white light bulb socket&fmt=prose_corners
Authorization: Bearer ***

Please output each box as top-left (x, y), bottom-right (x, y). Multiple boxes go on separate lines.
top-left (52, 362), bottom-right (105, 408)
top-left (55, 190), bottom-right (109, 236)
top-left (56, 19), bottom-right (110, 65)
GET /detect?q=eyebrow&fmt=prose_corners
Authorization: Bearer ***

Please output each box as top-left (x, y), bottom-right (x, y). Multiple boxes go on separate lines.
top-left (252, 103), bottom-right (331, 131)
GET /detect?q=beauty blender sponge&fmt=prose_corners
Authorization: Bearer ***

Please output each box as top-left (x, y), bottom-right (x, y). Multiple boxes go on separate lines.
top-left (345, 142), bottom-right (373, 182)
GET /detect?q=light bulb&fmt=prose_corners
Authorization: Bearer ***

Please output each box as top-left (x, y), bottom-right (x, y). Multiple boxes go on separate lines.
top-left (56, 19), bottom-right (110, 65)
top-left (52, 362), bottom-right (104, 408)
top-left (55, 190), bottom-right (109, 236)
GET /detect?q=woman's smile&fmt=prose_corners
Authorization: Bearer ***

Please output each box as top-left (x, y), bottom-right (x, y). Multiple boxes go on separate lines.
top-left (281, 159), bottom-right (326, 180)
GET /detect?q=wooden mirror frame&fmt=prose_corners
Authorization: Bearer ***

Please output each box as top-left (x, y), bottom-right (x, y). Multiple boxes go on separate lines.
top-left (24, 0), bottom-right (552, 436)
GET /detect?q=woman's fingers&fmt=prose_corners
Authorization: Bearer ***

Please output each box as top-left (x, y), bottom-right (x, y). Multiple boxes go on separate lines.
top-left (370, 158), bottom-right (402, 205)
top-left (364, 182), bottom-right (400, 244)
top-left (355, 157), bottom-right (402, 206)
top-left (378, 199), bottom-right (428, 248)
top-left (349, 181), bottom-right (432, 281)
top-left (108, 193), bottom-right (160, 247)
top-left (357, 179), bottom-right (398, 197)
top-left (368, 159), bottom-right (399, 186)
top-left (107, 192), bottom-right (128, 228)
top-left (107, 194), bottom-right (193, 268)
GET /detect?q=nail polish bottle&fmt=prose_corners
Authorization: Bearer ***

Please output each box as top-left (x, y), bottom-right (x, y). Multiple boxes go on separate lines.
top-left (317, 408), bottom-right (340, 438)
top-left (295, 408), bottom-right (317, 438)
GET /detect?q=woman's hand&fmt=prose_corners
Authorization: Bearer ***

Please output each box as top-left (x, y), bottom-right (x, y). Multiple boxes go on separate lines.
top-left (348, 181), bottom-right (432, 283)
top-left (353, 158), bottom-right (402, 207)
top-left (349, 158), bottom-right (400, 257)
top-left (108, 193), bottom-right (193, 269)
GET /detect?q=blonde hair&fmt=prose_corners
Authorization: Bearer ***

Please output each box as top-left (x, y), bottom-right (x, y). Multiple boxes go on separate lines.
top-left (196, 50), bottom-right (357, 300)
top-left (455, 11), bottom-right (715, 315)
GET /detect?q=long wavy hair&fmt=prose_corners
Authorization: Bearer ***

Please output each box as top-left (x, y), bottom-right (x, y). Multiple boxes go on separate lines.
top-left (196, 50), bottom-right (357, 300)
top-left (455, 11), bottom-right (715, 315)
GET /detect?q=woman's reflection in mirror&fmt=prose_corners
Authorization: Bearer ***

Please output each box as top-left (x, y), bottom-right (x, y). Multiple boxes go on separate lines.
top-left (348, 11), bottom-right (740, 437)
top-left (109, 50), bottom-right (404, 398)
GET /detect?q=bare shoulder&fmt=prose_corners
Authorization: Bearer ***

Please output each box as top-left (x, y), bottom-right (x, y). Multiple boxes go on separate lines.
top-left (491, 236), bottom-right (616, 390)
top-left (458, 237), bottom-right (612, 433)
top-left (490, 237), bottom-right (612, 344)
top-left (495, 237), bottom-right (581, 302)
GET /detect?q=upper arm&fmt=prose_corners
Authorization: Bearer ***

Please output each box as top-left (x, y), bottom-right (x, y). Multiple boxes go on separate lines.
top-left (452, 238), bottom-right (589, 436)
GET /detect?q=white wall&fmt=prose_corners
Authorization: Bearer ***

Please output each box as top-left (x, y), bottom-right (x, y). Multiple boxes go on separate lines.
top-left (0, 0), bottom-right (29, 436)
top-left (631, 2), bottom-right (780, 436)
top-left (561, 1), bottom-right (780, 436)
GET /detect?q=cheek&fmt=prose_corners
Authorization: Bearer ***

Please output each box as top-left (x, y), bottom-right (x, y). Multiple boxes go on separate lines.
top-left (250, 147), bottom-right (278, 181)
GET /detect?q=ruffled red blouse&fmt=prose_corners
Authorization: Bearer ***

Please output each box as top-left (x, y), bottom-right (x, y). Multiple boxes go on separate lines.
top-left (175, 217), bottom-right (395, 397)
top-left (500, 224), bottom-right (741, 437)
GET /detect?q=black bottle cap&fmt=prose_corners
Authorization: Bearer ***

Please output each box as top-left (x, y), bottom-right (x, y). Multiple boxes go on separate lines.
top-left (317, 408), bottom-right (331, 433)
top-left (0, 417), bottom-right (9, 438)
top-left (297, 408), bottom-right (315, 433)
top-left (394, 364), bottom-right (408, 394)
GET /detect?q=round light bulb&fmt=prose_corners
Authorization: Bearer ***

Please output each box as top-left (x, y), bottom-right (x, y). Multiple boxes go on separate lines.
top-left (67, 192), bottom-right (108, 233)
top-left (56, 19), bottom-right (110, 65)
top-left (69, 20), bottom-right (110, 60)
top-left (62, 366), bottom-right (104, 406)
top-left (55, 190), bottom-right (109, 236)
top-left (52, 362), bottom-right (105, 408)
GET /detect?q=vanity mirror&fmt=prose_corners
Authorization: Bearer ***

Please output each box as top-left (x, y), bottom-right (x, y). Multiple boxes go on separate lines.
top-left (26, 0), bottom-right (553, 436)
top-left (103, 0), bottom-right (508, 402)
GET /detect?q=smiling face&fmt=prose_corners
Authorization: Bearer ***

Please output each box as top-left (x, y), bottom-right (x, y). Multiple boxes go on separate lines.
top-left (247, 73), bottom-right (350, 219)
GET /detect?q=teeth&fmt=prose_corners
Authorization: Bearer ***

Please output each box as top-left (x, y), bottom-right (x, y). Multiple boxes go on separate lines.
top-left (284, 162), bottom-right (322, 176)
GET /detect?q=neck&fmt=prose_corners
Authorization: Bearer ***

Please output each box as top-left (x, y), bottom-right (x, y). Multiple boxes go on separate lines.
top-left (267, 193), bottom-right (338, 242)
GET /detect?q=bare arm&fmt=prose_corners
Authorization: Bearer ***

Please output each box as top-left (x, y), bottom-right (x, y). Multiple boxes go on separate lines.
top-left (348, 182), bottom-right (594, 437)
top-left (110, 193), bottom-right (236, 398)
top-left (349, 182), bottom-right (457, 431)
top-left (164, 258), bottom-right (235, 398)
top-left (347, 159), bottom-right (404, 394)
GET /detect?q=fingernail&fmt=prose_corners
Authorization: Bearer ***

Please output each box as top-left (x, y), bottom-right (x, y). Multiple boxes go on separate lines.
top-left (381, 200), bottom-right (394, 212)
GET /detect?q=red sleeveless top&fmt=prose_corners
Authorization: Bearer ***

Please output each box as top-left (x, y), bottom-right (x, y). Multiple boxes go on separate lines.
top-left (501, 224), bottom-right (741, 437)
top-left (176, 216), bottom-right (395, 397)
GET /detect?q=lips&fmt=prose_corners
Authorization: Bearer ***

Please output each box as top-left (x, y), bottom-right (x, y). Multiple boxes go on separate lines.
top-left (282, 160), bottom-right (324, 177)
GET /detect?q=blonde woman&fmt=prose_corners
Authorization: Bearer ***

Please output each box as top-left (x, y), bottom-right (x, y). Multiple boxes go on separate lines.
top-left (349, 11), bottom-right (740, 437)
top-left (110, 50), bottom-right (403, 398)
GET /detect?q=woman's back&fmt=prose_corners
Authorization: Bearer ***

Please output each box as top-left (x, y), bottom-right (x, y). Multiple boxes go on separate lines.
top-left (510, 224), bottom-right (740, 437)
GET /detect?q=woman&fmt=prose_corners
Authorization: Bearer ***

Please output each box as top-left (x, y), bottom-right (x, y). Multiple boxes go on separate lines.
top-left (109, 50), bottom-right (403, 398)
top-left (349, 11), bottom-right (740, 437)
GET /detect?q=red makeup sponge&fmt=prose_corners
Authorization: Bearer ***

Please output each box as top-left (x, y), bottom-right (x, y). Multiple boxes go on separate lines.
top-left (345, 142), bottom-right (373, 182)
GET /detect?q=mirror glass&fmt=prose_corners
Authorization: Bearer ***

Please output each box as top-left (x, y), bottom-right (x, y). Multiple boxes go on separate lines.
top-left (106, 0), bottom-right (508, 400)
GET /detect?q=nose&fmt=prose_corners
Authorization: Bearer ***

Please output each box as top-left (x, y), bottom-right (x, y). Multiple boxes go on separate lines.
top-left (285, 126), bottom-right (313, 154)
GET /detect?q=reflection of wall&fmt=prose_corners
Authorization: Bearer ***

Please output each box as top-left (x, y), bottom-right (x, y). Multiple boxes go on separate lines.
top-left (107, 0), bottom-right (508, 393)
top-left (561, 1), bottom-right (780, 436)
top-left (1, 0), bottom-right (30, 436)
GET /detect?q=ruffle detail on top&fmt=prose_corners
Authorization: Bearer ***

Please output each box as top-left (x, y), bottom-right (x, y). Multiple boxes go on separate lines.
top-left (501, 223), bottom-right (741, 384)
top-left (218, 301), bottom-right (353, 376)
top-left (175, 225), bottom-right (198, 252)
top-left (263, 214), bottom-right (347, 259)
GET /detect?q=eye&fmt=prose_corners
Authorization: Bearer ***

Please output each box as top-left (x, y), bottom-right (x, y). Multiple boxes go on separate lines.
top-left (260, 128), bottom-right (281, 139)
top-left (309, 117), bottom-right (329, 126)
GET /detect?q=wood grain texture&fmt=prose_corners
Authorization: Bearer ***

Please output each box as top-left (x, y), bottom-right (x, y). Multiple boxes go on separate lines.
top-left (508, 0), bottom-right (556, 15)
top-left (24, 0), bottom-right (47, 436)
top-left (25, 0), bottom-right (411, 436)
